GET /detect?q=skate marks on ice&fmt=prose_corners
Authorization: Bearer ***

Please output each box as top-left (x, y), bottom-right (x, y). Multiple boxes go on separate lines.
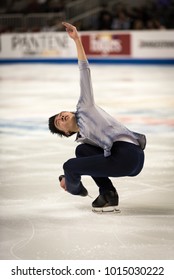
top-left (9, 218), bottom-right (35, 260)
top-left (1, 173), bottom-right (174, 260)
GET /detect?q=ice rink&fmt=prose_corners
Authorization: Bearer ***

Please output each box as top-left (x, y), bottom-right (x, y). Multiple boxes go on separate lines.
top-left (0, 62), bottom-right (174, 260)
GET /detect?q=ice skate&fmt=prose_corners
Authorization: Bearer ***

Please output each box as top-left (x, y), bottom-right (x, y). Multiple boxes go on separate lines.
top-left (92, 191), bottom-right (120, 213)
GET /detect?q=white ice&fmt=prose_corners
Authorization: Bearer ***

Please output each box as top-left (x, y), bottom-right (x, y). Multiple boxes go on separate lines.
top-left (0, 63), bottom-right (174, 260)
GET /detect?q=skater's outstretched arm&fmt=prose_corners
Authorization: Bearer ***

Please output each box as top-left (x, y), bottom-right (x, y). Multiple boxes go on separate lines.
top-left (62, 22), bottom-right (95, 106)
top-left (62, 22), bottom-right (87, 61)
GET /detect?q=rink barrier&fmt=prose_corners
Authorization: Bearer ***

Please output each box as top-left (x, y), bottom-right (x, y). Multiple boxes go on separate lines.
top-left (0, 31), bottom-right (174, 64)
top-left (0, 58), bottom-right (174, 65)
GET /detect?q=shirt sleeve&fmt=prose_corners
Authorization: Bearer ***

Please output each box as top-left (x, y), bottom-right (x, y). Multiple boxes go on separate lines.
top-left (77, 60), bottom-right (95, 107)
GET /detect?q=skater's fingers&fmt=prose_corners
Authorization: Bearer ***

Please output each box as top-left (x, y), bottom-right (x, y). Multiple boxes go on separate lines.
top-left (60, 184), bottom-right (66, 191)
top-left (60, 177), bottom-right (67, 191)
top-left (62, 22), bottom-right (78, 37)
top-left (62, 22), bottom-right (74, 32)
top-left (62, 22), bottom-right (73, 28)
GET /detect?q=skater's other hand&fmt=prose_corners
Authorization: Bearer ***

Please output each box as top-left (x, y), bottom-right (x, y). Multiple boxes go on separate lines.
top-left (60, 177), bottom-right (67, 191)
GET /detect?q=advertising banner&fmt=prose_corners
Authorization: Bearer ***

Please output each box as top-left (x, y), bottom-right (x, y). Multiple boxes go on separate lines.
top-left (81, 33), bottom-right (131, 57)
top-left (0, 32), bottom-right (76, 58)
top-left (0, 31), bottom-right (174, 61)
top-left (132, 31), bottom-right (174, 58)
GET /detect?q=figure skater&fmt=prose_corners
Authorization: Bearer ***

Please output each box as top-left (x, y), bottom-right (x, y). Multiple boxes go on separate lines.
top-left (48, 22), bottom-right (146, 212)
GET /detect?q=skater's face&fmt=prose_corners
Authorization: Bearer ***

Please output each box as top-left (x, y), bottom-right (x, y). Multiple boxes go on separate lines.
top-left (54, 111), bottom-right (77, 135)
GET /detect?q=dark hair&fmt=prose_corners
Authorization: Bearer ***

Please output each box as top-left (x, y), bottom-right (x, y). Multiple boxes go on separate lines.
top-left (48, 114), bottom-right (76, 138)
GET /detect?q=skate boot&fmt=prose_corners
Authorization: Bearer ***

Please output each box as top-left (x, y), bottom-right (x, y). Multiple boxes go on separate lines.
top-left (92, 191), bottom-right (120, 213)
top-left (59, 175), bottom-right (88, 197)
top-left (78, 185), bottom-right (88, 197)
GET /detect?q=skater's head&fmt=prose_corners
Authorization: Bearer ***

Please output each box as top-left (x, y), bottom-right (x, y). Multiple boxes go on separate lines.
top-left (48, 111), bottom-right (78, 137)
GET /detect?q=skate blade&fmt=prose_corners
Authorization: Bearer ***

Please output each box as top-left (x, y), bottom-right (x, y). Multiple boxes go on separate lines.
top-left (92, 206), bottom-right (121, 214)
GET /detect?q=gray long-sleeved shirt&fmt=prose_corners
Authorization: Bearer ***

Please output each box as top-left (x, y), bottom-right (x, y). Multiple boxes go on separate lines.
top-left (75, 60), bottom-right (146, 157)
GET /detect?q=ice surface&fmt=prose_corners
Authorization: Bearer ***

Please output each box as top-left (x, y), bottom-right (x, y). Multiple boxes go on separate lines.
top-left (0, 63), bottom-right (174, 260)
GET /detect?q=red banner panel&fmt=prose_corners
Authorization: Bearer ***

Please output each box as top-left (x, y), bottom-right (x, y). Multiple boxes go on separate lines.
top-left (81, 33), bottom-right (131, 56)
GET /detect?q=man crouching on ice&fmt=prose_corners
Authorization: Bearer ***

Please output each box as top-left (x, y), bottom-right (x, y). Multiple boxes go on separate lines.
top-left (48, 22), bottom-right (146, 213)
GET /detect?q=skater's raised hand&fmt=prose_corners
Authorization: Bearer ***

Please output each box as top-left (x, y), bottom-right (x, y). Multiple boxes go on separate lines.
top-left (62, 22), bottom-right (87, 61)
top-left (62, 22), bottom-right (79, 41)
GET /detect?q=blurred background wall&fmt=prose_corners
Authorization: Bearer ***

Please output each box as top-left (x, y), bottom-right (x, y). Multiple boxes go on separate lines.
top-left (0, 0), bottom-right (174, 63)
top-left (0, 0), bottom-right (174, 33)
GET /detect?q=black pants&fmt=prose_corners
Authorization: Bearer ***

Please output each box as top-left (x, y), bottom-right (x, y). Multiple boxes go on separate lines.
top-left (63, 141), bottom-right (145, 195)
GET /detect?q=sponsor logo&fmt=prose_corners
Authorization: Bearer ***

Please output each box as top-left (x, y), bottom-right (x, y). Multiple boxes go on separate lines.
top-left (140, 40), bottom-right (174, 48)
top-left (11, 34), bottom-right (68, 56)
top-left (81, 34), bottom-right (131, 56)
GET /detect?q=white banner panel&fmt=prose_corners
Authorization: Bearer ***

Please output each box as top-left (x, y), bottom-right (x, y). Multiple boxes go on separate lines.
top-left (132, 31), bottom-right (174, 58)
top-left (0, 33), bottom-right (76, 58)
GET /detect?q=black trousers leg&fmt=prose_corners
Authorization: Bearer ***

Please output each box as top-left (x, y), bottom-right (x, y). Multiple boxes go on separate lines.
top-left (63, 142), bottom-right (145, 195)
